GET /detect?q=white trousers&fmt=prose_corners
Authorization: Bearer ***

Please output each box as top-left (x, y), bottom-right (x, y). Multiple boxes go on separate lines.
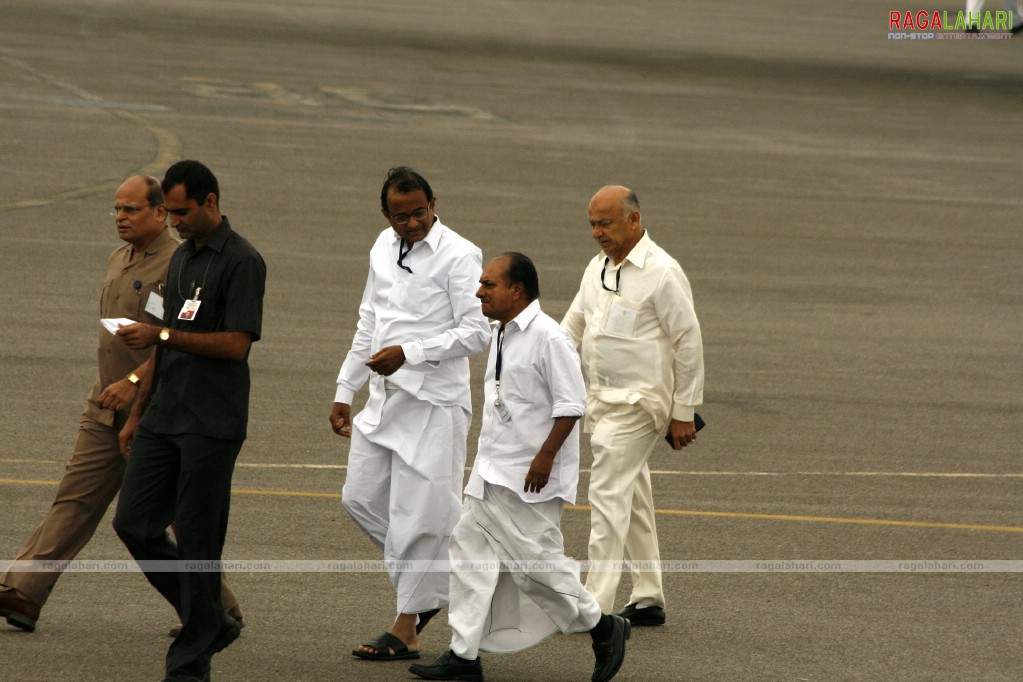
top-left (342, 389), bottom-right (468, 615)
top-left (448, 483), bottom-right (602, 659)
top-left (584, 400), bottom-right (664, 612)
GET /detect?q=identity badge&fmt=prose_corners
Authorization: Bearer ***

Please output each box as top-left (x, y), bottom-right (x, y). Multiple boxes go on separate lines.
top-left (145, 291), bottom-right (165, 319)
top-left (494, 396), bottom-right (512, 423)
top-left (178, 299), bottom-right (201, 321)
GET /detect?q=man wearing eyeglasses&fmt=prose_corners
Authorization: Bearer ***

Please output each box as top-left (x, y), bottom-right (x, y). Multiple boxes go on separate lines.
top-left (329, 166), bottom-right (490, 661)
top-left (114, 160), bottom-right (265, 682)
top-left (561, 185), bottom-right (704, 627)
top-left (0, 175), bottom-right (198, 631)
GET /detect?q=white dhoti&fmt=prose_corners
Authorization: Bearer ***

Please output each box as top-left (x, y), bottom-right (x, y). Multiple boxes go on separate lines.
top-left (448, 482), bottom-right (601, 660)
top-left (342, 386), bottom-right (468, 615)
top-left (584, 399), bottom-right (664, 612)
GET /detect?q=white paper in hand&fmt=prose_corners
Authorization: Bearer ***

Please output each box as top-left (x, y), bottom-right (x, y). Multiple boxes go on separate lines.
top-left (101, 318), bottom-right (136, 335)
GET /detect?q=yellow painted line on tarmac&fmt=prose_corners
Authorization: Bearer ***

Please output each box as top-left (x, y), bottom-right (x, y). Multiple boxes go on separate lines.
top-left (0, 479), bottom-right (341, 500)
top-left (4, 478), bottom-right (1022, 534)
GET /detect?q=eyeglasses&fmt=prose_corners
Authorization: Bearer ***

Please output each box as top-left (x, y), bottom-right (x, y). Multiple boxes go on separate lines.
top-left (389, 207), bottom-right (430, 227)
top-left (110, 204), bottom-right (149, 217)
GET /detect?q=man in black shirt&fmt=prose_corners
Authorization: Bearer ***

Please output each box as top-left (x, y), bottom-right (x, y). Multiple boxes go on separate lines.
top-left (115, 160), bottom-right (266, 682)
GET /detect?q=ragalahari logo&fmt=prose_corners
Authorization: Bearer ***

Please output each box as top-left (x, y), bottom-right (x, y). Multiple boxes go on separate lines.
top-left (888, 9), bottom-right (1019, 39)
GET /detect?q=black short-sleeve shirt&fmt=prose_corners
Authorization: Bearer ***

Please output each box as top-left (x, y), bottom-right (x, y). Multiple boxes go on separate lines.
top-left (142, 216), bottom-right (266, 440)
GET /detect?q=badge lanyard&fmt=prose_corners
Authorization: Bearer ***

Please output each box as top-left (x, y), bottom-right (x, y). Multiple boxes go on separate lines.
top-left (493, 325), bottom-right (511, 422)
top-left (494, 325), bottom-right (505, 403)
top-left (176, 251), bottom-right (214, 321)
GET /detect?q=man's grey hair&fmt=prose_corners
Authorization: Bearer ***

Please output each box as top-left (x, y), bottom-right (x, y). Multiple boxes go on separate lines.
top-left (621, 189), bottom-right (640, 219)
top-left (141, 175), bottom-right (164, 207)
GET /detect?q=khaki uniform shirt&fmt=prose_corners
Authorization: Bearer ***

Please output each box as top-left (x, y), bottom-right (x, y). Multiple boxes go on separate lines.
top-left (84, 228), bottom-right (180, 427)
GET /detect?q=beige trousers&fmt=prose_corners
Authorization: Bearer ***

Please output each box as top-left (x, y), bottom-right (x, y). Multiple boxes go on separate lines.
top-left (584, 400), bottom-right (664, 612)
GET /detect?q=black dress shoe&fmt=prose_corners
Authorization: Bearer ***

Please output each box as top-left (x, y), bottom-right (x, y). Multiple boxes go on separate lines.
top-left (591, 614), bottom-right (630, 682)
top-left (409, 649), bottom-right (484, 681)
top-left (160, 674), bottom-right (210, 682)
top-left (171, 605), bottom-right (244, 638)
top-left (614, 602), bottom-right (666, 626)
top-left (0, 588), bottom-right (40, 632)
top-left (207, 615), bottom-right (241, 656)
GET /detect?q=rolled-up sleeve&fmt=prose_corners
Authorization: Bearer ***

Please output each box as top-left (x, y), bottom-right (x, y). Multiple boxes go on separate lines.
top-left (546, 334), bottom-right (586, 419)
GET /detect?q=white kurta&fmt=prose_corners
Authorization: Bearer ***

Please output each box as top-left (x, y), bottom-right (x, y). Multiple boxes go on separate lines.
top-left (465, 301), bottom-right (586, 504)
top-left (335, 218), bottom-right (491, 414)
top-left (335, 218), bottom-right (490, 614)
top-left (561, 230), bottom-right (703, 430)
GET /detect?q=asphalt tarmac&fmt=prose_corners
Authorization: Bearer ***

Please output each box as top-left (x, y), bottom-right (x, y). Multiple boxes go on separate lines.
top-left (1, 1), bottom-right (1021, 681)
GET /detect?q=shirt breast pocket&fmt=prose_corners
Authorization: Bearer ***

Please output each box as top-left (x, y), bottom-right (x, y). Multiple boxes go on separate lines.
top-left (498, 362), bottom-right (542, 405)
top-left (389, 273), bottom-right (448, 314)
top-left (138, 285), bottom-right (165, 324)
top-left (602, 299), bottom-right (639, 338)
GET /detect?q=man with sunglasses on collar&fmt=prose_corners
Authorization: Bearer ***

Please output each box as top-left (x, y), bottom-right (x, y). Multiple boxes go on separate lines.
top-left (329, 167), bottom-right (490, 662)
top-left (562, 185), bottom-right (704, 628)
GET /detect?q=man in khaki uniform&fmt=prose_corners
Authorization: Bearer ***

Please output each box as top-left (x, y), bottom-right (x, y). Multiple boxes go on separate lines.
top-left (0, 175), bottom-right (241, 632)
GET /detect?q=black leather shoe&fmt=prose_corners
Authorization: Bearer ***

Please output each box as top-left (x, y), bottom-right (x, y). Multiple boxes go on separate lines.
top-left (207, 615), bottom-right (241, 656)
top-left (160, 673), bottom-right (210, 682)
top-left (591, 614), bottom-right (630, 682)
top-left (615, 602), bottom-right (666, 626)
top-left (409, 649), bottom-right (484, 681)
top-left (0, 588), bottom-right (40, 632)
top-left (171, 605), bottom-right (244, 638)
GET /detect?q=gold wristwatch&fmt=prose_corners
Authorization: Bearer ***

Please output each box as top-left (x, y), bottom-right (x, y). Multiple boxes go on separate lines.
top-left (127, 372), bottom-right (141, 386)
top-left (159, 327), bottom-right (171, 344)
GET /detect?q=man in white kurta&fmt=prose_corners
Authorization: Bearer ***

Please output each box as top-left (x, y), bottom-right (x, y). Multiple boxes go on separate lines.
top-left (410, 253), bottom-right (629, 682)
top-left (329, 167), bottom-right (490, 659)
top-left (562, 186), bottom-right (704, 625)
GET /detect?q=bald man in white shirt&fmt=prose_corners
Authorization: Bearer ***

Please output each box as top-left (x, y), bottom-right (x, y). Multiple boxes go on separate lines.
top-left (329, 167), bottom-right (490, 661)
top-left (562, 186), bottom-right (704, 626)
top-left (410, 252), bottom-right (629, 682)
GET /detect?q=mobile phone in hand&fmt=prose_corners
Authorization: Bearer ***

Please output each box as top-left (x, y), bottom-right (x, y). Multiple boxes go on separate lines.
top-left (665, 413), bottom-right (705, 446)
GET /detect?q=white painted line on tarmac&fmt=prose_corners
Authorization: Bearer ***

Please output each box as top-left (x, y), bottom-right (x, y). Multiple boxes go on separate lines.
top-left (2, 458), bottom-right (1020, 478)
